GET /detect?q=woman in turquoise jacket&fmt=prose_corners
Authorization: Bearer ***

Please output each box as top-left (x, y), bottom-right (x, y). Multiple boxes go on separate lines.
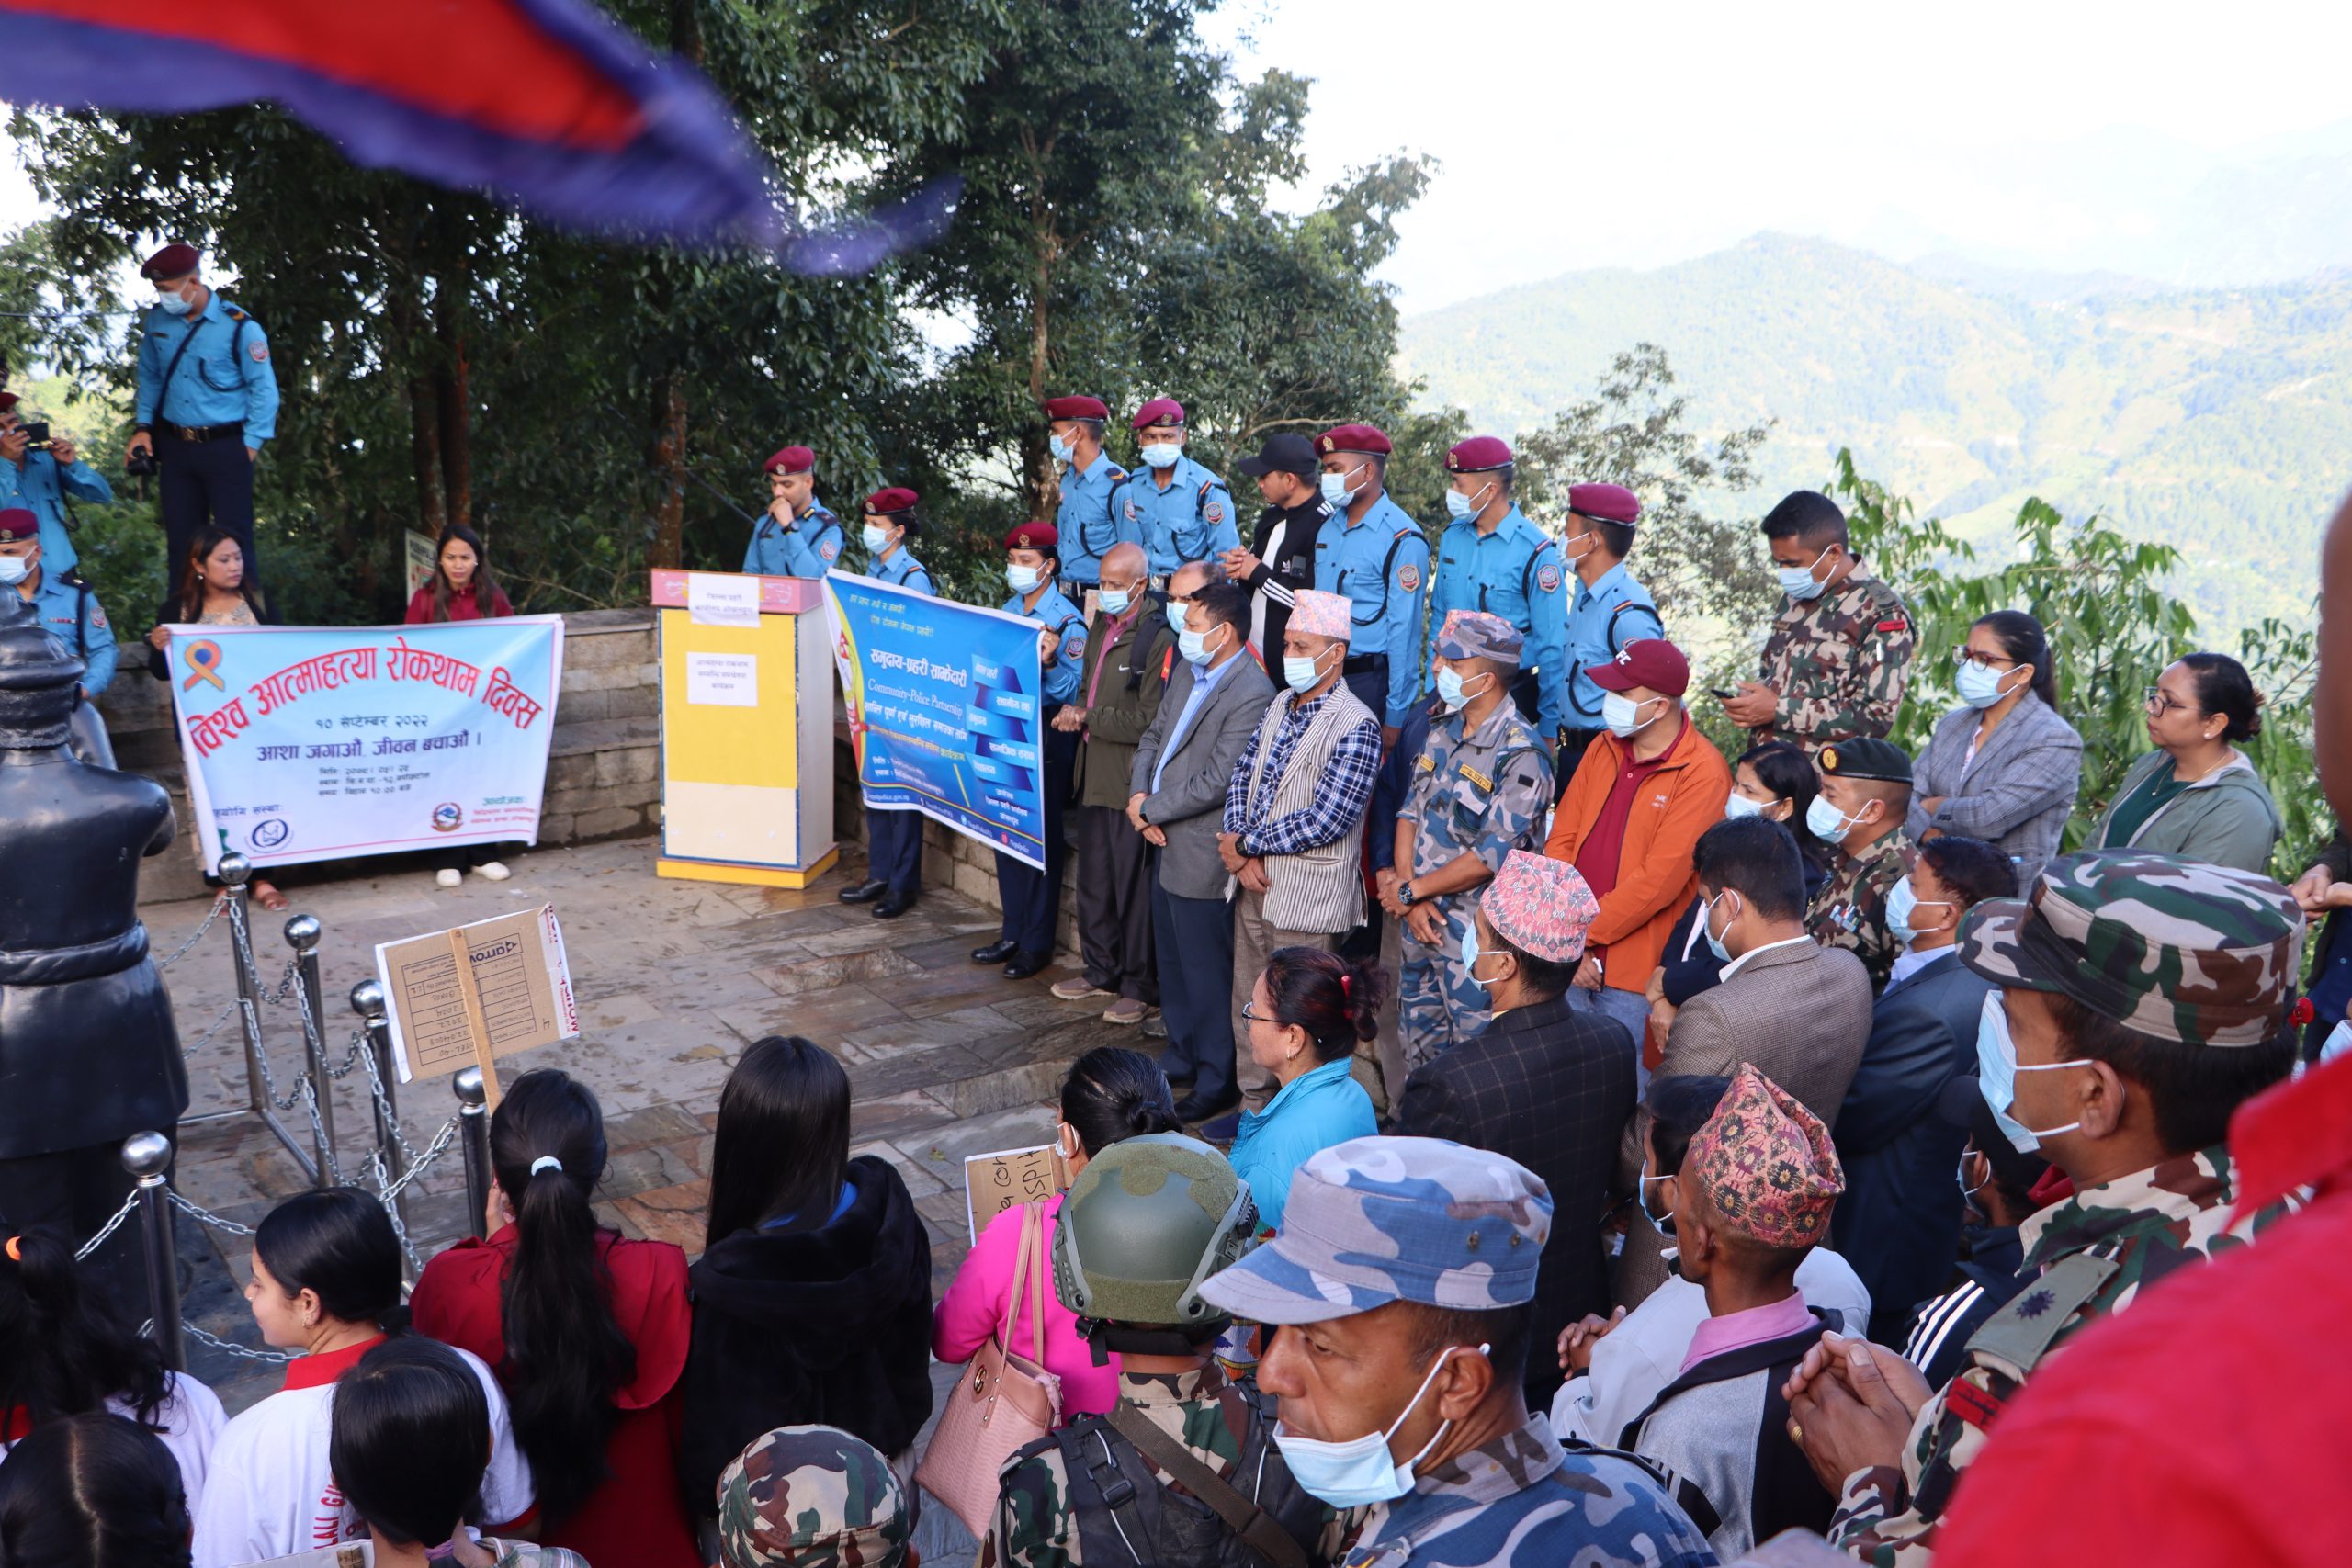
top-left (1227, 946), bottom-right (1382, 1231)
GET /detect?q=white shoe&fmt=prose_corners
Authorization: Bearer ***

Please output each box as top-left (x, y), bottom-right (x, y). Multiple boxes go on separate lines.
top-left (478, 861), bottom-right (512, 882)
top-left (435, 868), bottom-right (463, 889)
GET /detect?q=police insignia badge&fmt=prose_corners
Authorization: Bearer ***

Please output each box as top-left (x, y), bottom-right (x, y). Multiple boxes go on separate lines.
top-left (251, 342), bottom-right (268, 361)
top-left (1125, 500), bottom-right (1139, 521)
top-left (1204, 502), bottom-right (1224, 524)
top-left (1536, 562), bottom-right (1562, 592)
top-left (1821, 745), bottom-right (1841, 771)
top-left (820, 540), bottom-right (840, 559)
top-left (1398, 562), bottom-right (1420, 591)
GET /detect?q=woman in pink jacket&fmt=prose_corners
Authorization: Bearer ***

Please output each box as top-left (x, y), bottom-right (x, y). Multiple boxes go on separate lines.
top-left (932, 1048), bottom-right (1179, 1417)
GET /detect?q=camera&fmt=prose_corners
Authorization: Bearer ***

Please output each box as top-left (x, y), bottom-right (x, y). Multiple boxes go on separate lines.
top-left (125, 450), bottom-right (158, 479)
top-left (17, 421), bottom-right (48, 451)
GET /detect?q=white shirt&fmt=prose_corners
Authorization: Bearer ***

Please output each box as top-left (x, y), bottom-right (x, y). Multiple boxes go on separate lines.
top-left (1550, 1247), bottom-right (1871, 1449)
top-left (1717, 931), bottom-right (1816, 982)
top-left (190, 1337), bottom-right (533, 1568)
top-left (0, 1371), bottom-right (226, 1517)
top-left (1886, 942), bottom-right (1951, 992)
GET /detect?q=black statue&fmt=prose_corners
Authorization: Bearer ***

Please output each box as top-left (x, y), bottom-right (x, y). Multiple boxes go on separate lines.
top-left (0, 592), bottom-right (184, 1295)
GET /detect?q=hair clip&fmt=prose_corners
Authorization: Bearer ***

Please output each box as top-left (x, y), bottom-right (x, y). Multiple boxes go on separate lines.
top-left (529, 1155), bottom-right (563, 1176)
top-left (3, 1236), bottom-right (19, 1263)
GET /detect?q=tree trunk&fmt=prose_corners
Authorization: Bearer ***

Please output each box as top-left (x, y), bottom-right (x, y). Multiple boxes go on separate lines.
top-left (1024, 213), bottom-right (1057, 519)
top-left (649, 376), bottom-right (688, 570)
top-left (433, 270), bottom-right (471, 532)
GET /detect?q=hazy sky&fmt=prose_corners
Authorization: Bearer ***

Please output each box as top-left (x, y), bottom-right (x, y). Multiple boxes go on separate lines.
top-left (1207, 0), bottom-right (2352, 309)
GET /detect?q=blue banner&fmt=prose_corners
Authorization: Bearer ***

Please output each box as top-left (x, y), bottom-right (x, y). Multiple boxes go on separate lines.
top-left (167, 617), bottom-right (567, 874)
top-left (825, 574), bottom-right (1049, 871)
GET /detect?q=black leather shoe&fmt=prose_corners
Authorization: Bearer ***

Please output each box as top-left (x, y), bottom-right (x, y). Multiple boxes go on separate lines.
top-left (1171, 1088), bottom-right (1240, 1123)
top-left (838, 878), bottom-right (888, 905)
top-left (970, 939), bottom-right (1019, 965)
top-left (873, 890), bottom-right (916, 919)
top-left (1003, 950), bottom-right (1052, 980)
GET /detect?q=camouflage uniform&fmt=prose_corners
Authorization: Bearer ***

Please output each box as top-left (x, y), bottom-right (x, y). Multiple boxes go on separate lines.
top-left (719, 1423), bottom-right (911, 1568)
top-left (1823, 850), bottom-right (2307, 1566)
top-left (1754, 574), bottom-right (1915, 749)
top-left (984, 1363), bottom-right (1318, 1568)
top-left (1202, 1137), bottom-right (1718, 1568)
top-left (1807, 828), bottom-right (1912, 993)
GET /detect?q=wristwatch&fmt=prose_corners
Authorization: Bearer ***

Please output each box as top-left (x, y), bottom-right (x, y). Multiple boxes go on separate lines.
top-left (1397, 881), bottom-right (1418, 908)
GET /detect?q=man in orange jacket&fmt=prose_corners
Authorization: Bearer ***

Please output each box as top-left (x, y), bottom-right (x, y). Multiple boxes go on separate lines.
top-left (1543, 637), bottom-right (1733, 1073)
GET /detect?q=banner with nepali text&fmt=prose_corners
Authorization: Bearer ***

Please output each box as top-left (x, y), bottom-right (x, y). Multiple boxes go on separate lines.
top-left (166, 617), bottom-right (566, 875)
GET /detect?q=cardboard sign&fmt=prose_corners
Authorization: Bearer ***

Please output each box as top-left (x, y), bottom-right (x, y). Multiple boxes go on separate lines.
top-left (374, 906), bottom-right (579, 1106)
top-left (964, 1143), bottom-right (1071, 1244)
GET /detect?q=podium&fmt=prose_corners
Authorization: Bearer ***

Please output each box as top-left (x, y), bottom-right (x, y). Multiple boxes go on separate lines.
top-left (650, 570), bottom-right (837, 887)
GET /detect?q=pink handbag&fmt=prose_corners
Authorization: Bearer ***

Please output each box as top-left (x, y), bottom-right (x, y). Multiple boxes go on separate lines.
top-left (917, 1201), bottom-right (1066, 1535)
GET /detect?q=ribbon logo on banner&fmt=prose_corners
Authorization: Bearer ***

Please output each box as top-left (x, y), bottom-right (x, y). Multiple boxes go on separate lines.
top-left (181, 640), bottom-right (224, 690)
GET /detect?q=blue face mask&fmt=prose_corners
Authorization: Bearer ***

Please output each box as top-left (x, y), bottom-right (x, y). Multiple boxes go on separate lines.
top-left (1724, 792), bottom-right (1770, 822)
top-left (0, 555), bottom-right (27, 587)
top-left (1178, 625), bottom-right (1223, 668)
top-left (1703, 888), bottom-right (1739, 964)
top-left (1273, 1344), bottom-right (1482, 1507)
top-left (862, 525), bottom-right (893, 555)
top-left (1955, 658), bottom-right (2017, 709)
top-left (1048, 432), bottom-right (1076, 464)
top-left (1320, 467), bottom-right (1363, 507)
top-left (1435, 665), bottom-right (1487, 712)
top-left (1885, 876), bottom-right (1951, 948)
top-left (1097, 586), bottom-right (1132, 615)
top-left (1458, 923), bottom-right (1508, 983)
top-left (1776, 544), bottom-right (1833, 602)
top-left (1807, 794), bottom-right (1866, 845)
top-left (1283, 648), bottom-right (1329, 694)
top-left (1006, 562), bottom-right (1043, 593)
top-left (1139, 442), bottom-right (1182, 470)
top-left (1443, 482), bottom-right (1491, 522)
top-left (1974, 992), bottom-right (2089, 1153)
top-left (1166, 601), bottom-right (1190, 637)
top-left (155, 290), bottom-right (193, 317)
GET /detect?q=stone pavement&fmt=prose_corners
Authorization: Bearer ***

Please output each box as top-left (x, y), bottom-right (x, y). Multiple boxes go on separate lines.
top-left (147, 834), bottom-right (1136, 1423)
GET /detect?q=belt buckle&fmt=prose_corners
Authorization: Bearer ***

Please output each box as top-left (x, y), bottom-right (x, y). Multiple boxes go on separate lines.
top-left (175, 424), bottom-right (201, 442)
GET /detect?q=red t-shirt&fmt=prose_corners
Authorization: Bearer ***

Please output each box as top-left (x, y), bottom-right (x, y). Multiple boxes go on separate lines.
top-left (404, 581), bottom-right (515, 624)
top-left (1572, 716), bottom-right (1688, 899)
top-left (411, 1227), bottom-right (698, 1568)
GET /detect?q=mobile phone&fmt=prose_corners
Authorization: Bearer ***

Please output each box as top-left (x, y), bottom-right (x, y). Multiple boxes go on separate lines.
top-left (1709, 687), bottom-right (1736, 701)
top-left (17, 421), bottom-right (49, 450)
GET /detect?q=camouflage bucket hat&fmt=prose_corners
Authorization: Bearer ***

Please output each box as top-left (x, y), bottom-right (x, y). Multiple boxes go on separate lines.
top-left (718, 1424), bottom-right (910, 1568)
top-left (1956, 849), bottom-right (2303, 1047)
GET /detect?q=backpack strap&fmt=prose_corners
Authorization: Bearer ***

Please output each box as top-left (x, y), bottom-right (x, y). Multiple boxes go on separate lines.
top-left (1104, 1398), bottom-right (1309, 1568)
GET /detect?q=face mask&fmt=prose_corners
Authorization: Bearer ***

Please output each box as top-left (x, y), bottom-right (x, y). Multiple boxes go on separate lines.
top-left (862, 525), bottom-right (892, 554)
top-left (1320, 468), bottom-right (1363, 507)
top-left (1702, 888), bottom-right (1739, 964)
top-left (1178, 625), bottom-right (1223, 668)
top-left (1458, 924), bottom-right (1507, 984)
top-left (1273, 1344), bottom-right (1481, 1507)
top-left (1563, 529), bottom-right (1597, 566)
top-left (1638, 1168), bottom-right (1678, 1236)
top-left (1956, 1151), bottom-right (1989, 1225)
top-left (1166, 601), bottom-right (1190, 637)
top-left (1954, 658), bottom-right (2017, 709)
top-left (1807, 794), bottom-right (1867, 845)
top-left (1006, 562), bottom-right (1043, 593)
top-left (1283, 649), bottom-right (1330, 694)
top-left (1974, 992), bottom-right (2090, 1153)
top-left (1601, 692), bottom-right (1656, 739)
top-left (1443, 481), bottom-right (1492, 522)
top-left (1139, 442), bottom-right (1182, 470)
top-left (1435, 666), bottom-right (1488, 712)
top-left (1776, 544), bottom-right (1833, 602)
top-left (1048, 432), bottom-right (1076, 464)
top-left (1097, 586), bottom-right (1133, 616)
top-left (1885, 877), bottom-right (1951, 948)
top-left (155, 289), bottom-right (193, 317)
top-left (1724, 792), bottom-right (1771, 822)
top-left (0, 556), bottom-right (26, 586)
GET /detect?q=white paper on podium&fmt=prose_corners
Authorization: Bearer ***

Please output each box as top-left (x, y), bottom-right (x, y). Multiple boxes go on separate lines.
top-left (686, 651), bottom-right (758, 706)
top-left (686, 572), bottom-right (760, 627)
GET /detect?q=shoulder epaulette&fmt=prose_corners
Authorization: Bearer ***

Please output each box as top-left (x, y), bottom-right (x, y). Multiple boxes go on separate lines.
top-left (1965, 1252), bottom-right (2118, 1375)
top-left (225, 307), bottom-right (248, 321)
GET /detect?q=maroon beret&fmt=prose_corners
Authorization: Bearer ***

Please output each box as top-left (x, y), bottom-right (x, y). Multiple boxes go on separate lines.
top-left (1566, 482), bottom-right (1640, 526)
top-left (1318, 423), bottom-right (1392, 457)
top-left (141, 243), bottom-right (201, 281)
top-left (1131, 398), bottom-right (1186, 429)
top-left (1445, 435), bottom-right (1512, 473)
top-left (1004, 522), bottom-right (1059, 551)
top-left (1044, 395), bottom-right (1109, 422)
top-left (1588, 637), bottom-right (1690, 698)
top-left (764, 446), bottom-right (815, 475)
top-left (865, 487), bottom-right (919, 514)
top-left (0, 508), bottom-right (38, 544)
top-left (0, 393), bottom-right (16, 413)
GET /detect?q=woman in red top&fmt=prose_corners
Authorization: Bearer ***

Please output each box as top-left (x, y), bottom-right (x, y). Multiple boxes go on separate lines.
top-left (405, 522), bottom-right (520, 888)
top-left (411, 1069), bottom-right (699, 1568)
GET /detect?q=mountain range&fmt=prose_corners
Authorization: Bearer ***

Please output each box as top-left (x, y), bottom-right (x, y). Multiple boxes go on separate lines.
top-left (1396, 233), bottom-right (2346, 636)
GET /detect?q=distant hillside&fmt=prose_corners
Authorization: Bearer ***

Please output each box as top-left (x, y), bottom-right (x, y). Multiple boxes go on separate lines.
top-left (1397, 233), bottom-right (2347, 634)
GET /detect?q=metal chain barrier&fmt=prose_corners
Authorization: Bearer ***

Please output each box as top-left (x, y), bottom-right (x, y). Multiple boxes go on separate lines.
top-left (178, 998), bottom-right (241, 1059)
top-left (74, 1187), bottom-right (143, 1262)
top-left (184, 1321), bottom-right (296, 1366)
top-left (153, 892), bottom-right (227, 972)
top-left (356, 1030), bottom-right (424, 1168)
top-left (164, 1188), bottom-right (256, 1236)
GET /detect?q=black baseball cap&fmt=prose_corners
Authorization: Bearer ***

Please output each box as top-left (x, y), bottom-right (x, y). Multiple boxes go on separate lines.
top-left (1237, 433), bottom-right (1318, 479)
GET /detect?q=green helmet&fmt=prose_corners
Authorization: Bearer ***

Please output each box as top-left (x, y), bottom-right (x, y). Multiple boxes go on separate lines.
top-left (1052, 1132), bottom-right (1259, 1329)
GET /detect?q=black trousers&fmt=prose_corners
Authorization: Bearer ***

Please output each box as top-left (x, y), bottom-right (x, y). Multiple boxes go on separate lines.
top-left (1072, 803), bottom-right (1157, 1002)
top-left (1342, 668), bottom-right (1387, 727)
top-left (0, 1135), bottom-right (171, 1314)
top-left (1151, 874), bottom-right (1236, 1101)
top-left (868, 808), bottom-right (923, 896)
top-left (995, 720), bottom-right (1077, 956)
top-left (159, 431), bottom-right (259, 603)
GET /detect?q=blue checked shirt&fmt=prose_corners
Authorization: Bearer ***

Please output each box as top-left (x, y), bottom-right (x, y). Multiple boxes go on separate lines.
top-left (1222, 687), bottom-right (1381, 857)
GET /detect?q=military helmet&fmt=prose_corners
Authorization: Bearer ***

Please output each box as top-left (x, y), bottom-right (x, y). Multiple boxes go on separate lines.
top-left (1052, 1132), bottom-right (1258, 1328)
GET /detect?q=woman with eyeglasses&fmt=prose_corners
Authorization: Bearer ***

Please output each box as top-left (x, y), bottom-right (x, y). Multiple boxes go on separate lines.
top-left (1227, 947), bottom-right (1383, 1232)
top-left (1905, 611), bottom-right (2083, 887)
top-left (2092, 652), bottom-right (2281, 874)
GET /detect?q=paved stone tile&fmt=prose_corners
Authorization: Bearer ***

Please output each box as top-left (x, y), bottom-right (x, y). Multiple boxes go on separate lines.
top-left (850, 1088), bottom-right (959, 1144)
top-left (752, 946), bottom-right (923, 998)
top-left (614, 1179), bottom-right (711, 1254)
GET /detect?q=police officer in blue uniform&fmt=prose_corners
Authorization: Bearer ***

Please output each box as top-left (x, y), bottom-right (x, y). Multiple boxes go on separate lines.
top-left (1426, 435), bottom-right (1570, 757)
top-left (125, 243), bottom-right (280, 604)
top-left (744, 444), bottom-right (845, 579)
top-left (1556, 481), bottom-right (1665, 783)
top-left (840, 487), bottom-right (934, 920)
top-left (1312, 423), bottom-right (1430, 749)
top-left (0, 507), bottom-right (119, 765)
top-left (972, 522), bottom-right (1088, 980)
top-left (0, 392), bottom-right (111, 578)
top-left (1110, 398), bottom-right (1238, 581)
top-left (1045, 395), bottom-right (1134, 599)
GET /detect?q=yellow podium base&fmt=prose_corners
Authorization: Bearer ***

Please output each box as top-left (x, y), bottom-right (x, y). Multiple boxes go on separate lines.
top-left (657, 846), bottom-right (838, 890)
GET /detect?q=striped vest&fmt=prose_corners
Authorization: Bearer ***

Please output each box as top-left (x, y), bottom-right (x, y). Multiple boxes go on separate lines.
top-left (1240, 683), bottom-right (1375, 933)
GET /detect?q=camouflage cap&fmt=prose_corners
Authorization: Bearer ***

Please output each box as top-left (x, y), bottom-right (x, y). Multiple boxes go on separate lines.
top-left (718, 1425), bottom-right (910, 1568)
top-left (1435, 609), bottom-right (1523, 669)
top-left (1956, 849), bottom-right (2304, 1048)
top-left (1197, 1135), bottom-right (1552, 1325)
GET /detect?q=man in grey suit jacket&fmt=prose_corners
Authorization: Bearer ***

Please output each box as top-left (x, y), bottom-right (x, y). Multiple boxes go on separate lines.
top-left (1829, 836), bottom-right (2015, 1341)
top-left (1128, 574), bottom-right (1274, 1110)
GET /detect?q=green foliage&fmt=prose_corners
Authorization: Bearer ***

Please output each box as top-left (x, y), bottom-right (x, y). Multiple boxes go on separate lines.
top-left (1831, 449), bottom-right (2320, 877)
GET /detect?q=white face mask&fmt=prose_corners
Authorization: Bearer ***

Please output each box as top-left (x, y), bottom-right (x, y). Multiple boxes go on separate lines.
top-left (1139, 441), bottom-right (1182, 470)
top-left (1273, 1343), bottom-right (1484, 1507)
top-left (155, 288), bottom-right (194, 317)
top-left (0, 555), bottom-right (27, 586)
top-left (1006, 562), bottom-right (1044, 593)
top-left (862, 525), bottom-right (893, 554)
top-left (1601, 692), bottom-right (1658, 739)
top-left (1724, 792), bottom-right (1770, 822)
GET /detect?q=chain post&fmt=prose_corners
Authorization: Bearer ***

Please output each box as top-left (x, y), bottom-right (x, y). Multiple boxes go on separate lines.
top-left (216, 854), bottom-right (319, 1183)
top-left (350, 977), bottom-right (413, 1278)
top-left (122, 1133), bottom-right (183, 1372)
top-left (456, 1066), bottom-right (492, 1241)
top-left (284, 914), bottom-right (337, 1181)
